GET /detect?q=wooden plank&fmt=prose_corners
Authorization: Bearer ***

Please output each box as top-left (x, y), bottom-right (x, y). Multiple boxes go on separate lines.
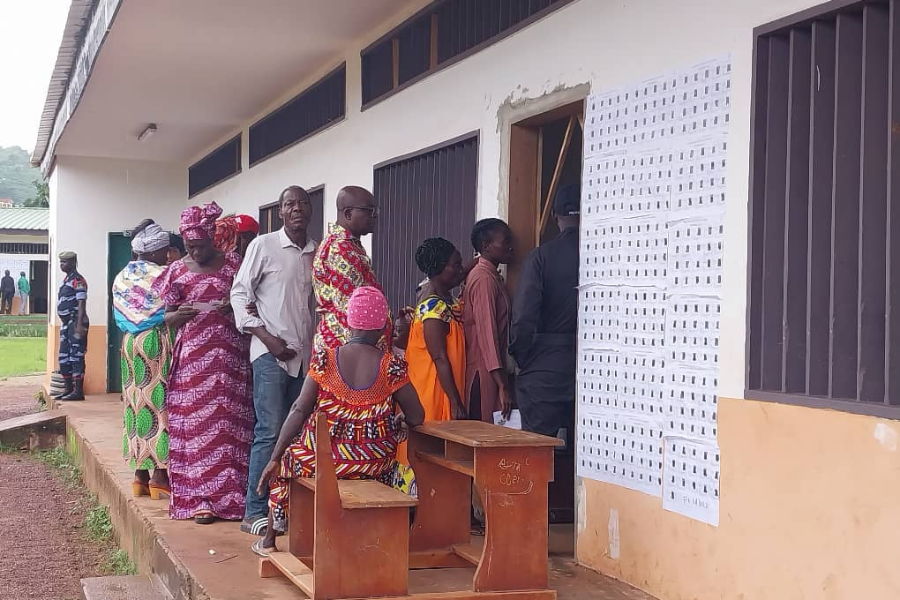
top-left (830, 12), bottom-right (864, 400)
top-left (416, 450), bottom-right (475, 477)
top-left (414, 421), bottom-right (563, 448)
top-left (538, 116), bottom-right (575, 240)
top-left (408, 429), bottom-right (474, 553)
top-left (338, 479), bottom-right (418, 510)
top-left (452, 542), bottom-right (484, 566)
top-left (747, 35), bottom-right (771, 391)
top-left (370, 590), bottom-right (556, 600)
top-left (267, 552), bottom-right (314, 597)
top-left (408, 550), bottom-right (472, 570)
top-left (806, 20), bottom-right (837, 396)
top-left (782, 28), bottom-right (812, 393)
top-left (857, 4), bottom-right (890, 403)
top-left (472, 446), bottom-right (554, 592)
top-left (392, 37), bottom-right (400, 89)
top-left (887, 0), bottom-right (900, 405)
top-left (430, 13), bottom-right (439, 70)
top-left (507, 124), bottom-right (540, 292)
top-left (760, 34), bottom-right (791, 391)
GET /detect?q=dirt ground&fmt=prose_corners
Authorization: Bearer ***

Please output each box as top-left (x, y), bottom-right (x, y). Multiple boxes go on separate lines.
top-left (0, 374), bottom-right (44, 421)
top-left (0, 375), bottom-right (107, 600)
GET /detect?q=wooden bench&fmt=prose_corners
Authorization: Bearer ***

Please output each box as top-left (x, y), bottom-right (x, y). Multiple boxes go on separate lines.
top-left (260, 412), bottom-right (418, 599)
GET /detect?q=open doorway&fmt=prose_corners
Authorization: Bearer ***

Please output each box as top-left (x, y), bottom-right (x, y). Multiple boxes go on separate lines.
top-left (507, 100), bottom-right (584, 529)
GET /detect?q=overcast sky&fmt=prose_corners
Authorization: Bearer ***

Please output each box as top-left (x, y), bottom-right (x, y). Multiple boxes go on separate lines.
top-left (0, 0), bottom-right (70, 152)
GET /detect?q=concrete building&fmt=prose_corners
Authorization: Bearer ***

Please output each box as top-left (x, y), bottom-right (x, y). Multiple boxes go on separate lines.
top-left (32, 1), bottom-right (899, 599)
top-left (0, 206), bottom-right (49, 314)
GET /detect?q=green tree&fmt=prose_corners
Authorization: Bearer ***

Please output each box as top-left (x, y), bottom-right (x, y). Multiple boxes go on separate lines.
top-left (0, 146), bottom-right (43, 205)
top-left (24, 180), bottom-right (49, 208)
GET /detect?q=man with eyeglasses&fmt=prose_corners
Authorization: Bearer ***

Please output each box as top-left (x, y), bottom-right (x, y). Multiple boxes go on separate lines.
top-left (231, 185), bottom-right (318, 536)
top-left (312, 185), bottom-right (392, 352)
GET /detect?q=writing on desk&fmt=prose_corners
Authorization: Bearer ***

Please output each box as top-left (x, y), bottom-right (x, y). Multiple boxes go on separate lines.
top-left (497, 458), bottom-right (522, 472)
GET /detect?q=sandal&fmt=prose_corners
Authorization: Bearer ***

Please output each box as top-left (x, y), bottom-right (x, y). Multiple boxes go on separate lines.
top-left (240, 516), bottom-right (269, 536)
top-left (131, 482), bottom-right (150, 498)
top-left (251, 538), bottom-right (275, 557)
top-left (193, 511), bottom-right (215, 525)
top-left (148, 483), bottom-right (170, 500)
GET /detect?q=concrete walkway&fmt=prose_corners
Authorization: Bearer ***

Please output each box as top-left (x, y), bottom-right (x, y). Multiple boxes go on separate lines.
top-left (59, 393), bottom-right (656, 600)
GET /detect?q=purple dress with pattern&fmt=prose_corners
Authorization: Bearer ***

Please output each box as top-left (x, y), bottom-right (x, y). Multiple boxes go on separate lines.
top-left (152, 253), bottom-right (253, 520)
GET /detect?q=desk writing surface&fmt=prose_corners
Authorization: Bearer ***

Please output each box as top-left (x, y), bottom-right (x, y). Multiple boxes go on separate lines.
top-left (413, 420), bottom-right (562, 448)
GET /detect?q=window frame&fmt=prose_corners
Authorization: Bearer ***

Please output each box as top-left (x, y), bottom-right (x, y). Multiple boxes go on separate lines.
top-left (187, 134), bottom-right (242, 199)
top-left (248, 63), bottom-right (347, 168)
top-left (745, 0), bottom-right (900, 420)
top-left (360, 0), bottom-right (577, 110)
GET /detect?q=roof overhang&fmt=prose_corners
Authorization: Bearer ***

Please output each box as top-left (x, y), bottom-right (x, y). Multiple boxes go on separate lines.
top-left (30, 0), bottom-right (103, 171)
top-left (32, 0), bottom-right (420, 173)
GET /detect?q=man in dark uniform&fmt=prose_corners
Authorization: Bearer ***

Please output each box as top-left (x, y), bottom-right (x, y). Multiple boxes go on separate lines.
top-left (509, 184), bottom-right (579, 521)
top-left (54, 251), bottom-right (89, 401)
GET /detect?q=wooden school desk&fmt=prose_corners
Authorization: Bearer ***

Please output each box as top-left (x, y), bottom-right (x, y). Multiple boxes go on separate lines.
top-left (408, 420), bottom-right (562, 598)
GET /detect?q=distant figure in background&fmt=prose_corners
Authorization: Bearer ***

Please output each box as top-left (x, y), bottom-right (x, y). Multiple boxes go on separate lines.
top-left (0, 270), bottom-right (14, 314)
top-left (215, 214), bottom-right (259, 259)
top-left (510, 184), bottom-right (580, 447)
top-left (463, 219), bottom-right (514, 422)
top-left (55, 251), bottom-right (89, 401)
top-left (112, 219), bottom-right (173, 501)
top-left (167, 233), bottom-right (186, 265)
top-left (17, 271), bottom-right (30, 316)
top-left (154, 202), bottom-right (254, 524)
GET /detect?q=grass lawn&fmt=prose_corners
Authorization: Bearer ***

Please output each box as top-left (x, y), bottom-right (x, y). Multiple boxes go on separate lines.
top-left (0, 337), bottom-right (47, 378)
top-left (0, 315), bottom-right (47, 338)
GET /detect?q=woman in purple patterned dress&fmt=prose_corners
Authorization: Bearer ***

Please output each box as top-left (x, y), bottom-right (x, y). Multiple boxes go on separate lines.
top-left (153, 202), bottom-right (253, 524)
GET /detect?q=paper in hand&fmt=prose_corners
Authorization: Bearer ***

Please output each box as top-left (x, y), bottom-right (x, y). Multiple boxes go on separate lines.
top-left (493, 409), bottom-right (522, 430)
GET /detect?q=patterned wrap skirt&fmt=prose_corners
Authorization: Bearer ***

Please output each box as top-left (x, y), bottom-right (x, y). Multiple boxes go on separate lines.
top-left (121, 325), bottom-right (174, 470)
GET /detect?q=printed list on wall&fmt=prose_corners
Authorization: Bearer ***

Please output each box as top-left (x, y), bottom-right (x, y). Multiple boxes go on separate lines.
top-left (576, 54), bottom-right (730, 526)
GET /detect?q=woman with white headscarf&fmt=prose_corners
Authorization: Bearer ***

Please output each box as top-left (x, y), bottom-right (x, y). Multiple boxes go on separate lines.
top-left (112, 218), bottom-right (175, 500)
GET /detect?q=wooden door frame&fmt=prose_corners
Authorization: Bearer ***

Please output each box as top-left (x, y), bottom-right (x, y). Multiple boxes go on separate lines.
top-left (507, 99), bottom-right (584, 291)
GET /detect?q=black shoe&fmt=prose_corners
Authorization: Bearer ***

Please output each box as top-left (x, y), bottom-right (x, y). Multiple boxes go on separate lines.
top-left (53, 377), bottom-right (73, 400)
top-left (61, 378), bottom-right (85, 401)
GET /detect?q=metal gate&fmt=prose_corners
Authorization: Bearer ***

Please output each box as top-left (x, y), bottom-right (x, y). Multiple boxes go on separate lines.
top-left (372, 134), bottom-right (479, 310)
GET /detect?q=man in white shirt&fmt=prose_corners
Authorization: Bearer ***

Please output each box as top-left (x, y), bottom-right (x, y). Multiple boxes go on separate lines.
top-left (231, 185), bottom-right (317, 535)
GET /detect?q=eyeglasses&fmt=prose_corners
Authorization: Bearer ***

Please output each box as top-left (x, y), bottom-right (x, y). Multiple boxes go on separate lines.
top-left (348, 206), bottom-right (379, 217)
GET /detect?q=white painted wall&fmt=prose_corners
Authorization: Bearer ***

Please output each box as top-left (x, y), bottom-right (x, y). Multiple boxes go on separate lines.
top-left (49, 156), bottom-right (187, 323)
top-left (189, 0), bottom-right (829, 399)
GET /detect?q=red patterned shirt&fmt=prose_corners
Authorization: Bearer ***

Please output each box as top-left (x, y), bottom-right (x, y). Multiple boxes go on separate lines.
top-left (313, 223), bottom-right (391, 350)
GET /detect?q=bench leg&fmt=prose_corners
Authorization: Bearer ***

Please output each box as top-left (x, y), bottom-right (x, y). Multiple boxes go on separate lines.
top-left (473, 447), bottom-right (554, 593)
top-left (288, 480), bottom-right (315, 558)
top-left (313, 506), bottom-right (410, 599)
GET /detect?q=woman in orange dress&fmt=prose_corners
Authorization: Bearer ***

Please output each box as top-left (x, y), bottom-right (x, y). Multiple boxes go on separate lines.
top-left (406, 238), bottom-right (467, 422)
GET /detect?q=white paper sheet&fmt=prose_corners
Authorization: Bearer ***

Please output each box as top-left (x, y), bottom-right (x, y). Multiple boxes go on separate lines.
top-left (662, 438), bottom-right (720, 525)
top-left (493, 409), bottom-right (522, 430)
top-left (577, 53), bottom-right (731, 525)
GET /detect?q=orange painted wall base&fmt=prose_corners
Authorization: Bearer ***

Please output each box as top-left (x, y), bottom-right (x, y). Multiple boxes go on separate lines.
top-left (46, 323), bottom-right (108, 395)
top-left (576, 396), bottom-right (900, 600)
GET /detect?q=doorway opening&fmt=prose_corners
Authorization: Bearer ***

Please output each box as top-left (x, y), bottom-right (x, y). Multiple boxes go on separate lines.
top-left (507, 99), bottom-right (584, 530)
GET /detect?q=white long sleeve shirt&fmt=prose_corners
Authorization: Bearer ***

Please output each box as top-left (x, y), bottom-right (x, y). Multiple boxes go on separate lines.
top-left (231, 228), bottom-right (317, 378)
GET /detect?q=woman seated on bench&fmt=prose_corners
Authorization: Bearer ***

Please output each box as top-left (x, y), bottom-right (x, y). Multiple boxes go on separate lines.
top-left (253, 286), bottom-right (425, 556)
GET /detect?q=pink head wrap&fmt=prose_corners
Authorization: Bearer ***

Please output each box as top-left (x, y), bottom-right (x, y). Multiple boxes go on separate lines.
top-left (180, 202), bottom-right (223, 241)
top-left (347, 286), bottom-right (388, 331)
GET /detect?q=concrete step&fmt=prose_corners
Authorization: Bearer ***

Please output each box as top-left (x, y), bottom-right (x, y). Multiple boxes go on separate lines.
top-left (81, 575), bottom-right (171, 600)
top-left (0, 409), bottom-right (66, 450)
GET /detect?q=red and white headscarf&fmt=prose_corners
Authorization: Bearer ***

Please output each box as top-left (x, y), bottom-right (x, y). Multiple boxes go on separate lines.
top-left (347, 286), bottom-right (389, 332)
top-left (180, 202), bottom-right (222, 241)
top-left (214, 214), bottom-right (259, 253)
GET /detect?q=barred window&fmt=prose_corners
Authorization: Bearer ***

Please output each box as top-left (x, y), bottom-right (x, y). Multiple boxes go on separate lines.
top-left (747, 0), bottom-right (900, 418)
